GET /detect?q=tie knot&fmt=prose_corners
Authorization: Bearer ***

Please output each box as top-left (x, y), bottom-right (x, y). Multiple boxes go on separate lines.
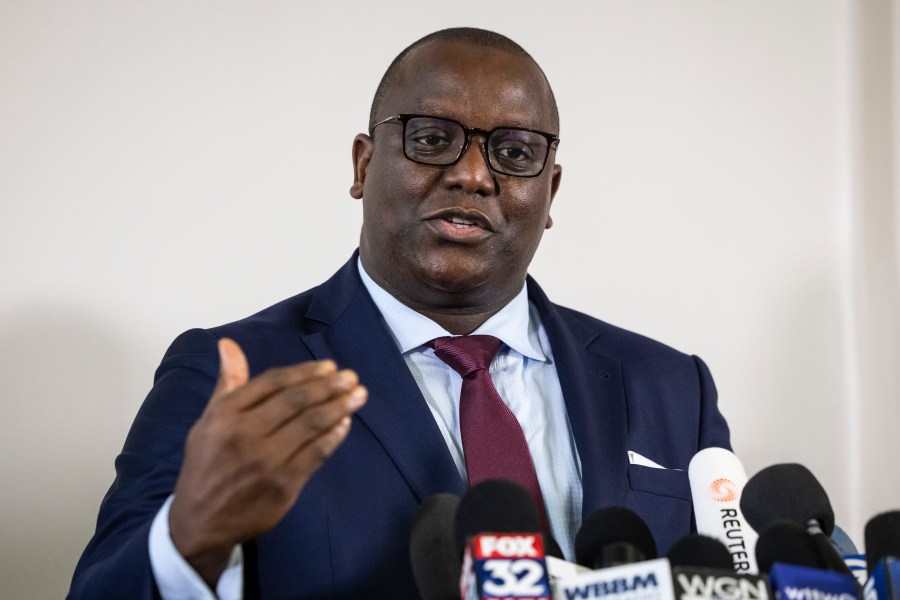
top-left (429, 335), bottom-right (502, 378)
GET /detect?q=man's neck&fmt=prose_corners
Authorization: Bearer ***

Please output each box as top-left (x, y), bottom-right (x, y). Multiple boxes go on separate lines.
top-left (411, 306), bottom-right (504, 336)
top-left (379, 287), bottom-right (515, 335)
top-left (358, 258), bottom-right (522, 335)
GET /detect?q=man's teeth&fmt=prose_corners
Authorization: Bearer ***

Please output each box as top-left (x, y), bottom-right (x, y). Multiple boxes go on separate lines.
top-left (447, 217), bottom-right (477, 228)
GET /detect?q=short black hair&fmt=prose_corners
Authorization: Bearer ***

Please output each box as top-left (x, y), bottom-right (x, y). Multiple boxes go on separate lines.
top-left (368, 27), bottom-right (559, 134)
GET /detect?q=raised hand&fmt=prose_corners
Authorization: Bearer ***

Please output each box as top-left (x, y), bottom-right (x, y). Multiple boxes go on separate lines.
top-left (168, 338), bottom-right (367, 585)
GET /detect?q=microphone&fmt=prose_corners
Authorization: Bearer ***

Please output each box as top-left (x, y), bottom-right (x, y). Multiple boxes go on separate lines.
top-left (574, 506), bottom-right (658, 569)
top-left (555, 507), bottom-right (675, 600)
top-left (455, 480), bottom-right (552, 600)
top-left (756, 521), bottom-right (828, 573)
top-left (830, 525), bottom-right (860, 558)
top-left (741, 463), bottom-right (851, 575)
top-left (455, 479), bottom-right (543, 557)
top-left (863, 510), bottom-right (900, 600)
top-left (688, 447), bottom-right (759, 573)
top-left (668, 535), bottom-right (735, 571)
top-left (756, 520), bottom-right (859, 600)
top-left (668, 535), bottom-right (773, 600)
top-left (409, 493), bottom-right (461, 600)
top-left (830, 525), bottom-right (867, 585)
top-left (540, 533), bottom-right (593, 589)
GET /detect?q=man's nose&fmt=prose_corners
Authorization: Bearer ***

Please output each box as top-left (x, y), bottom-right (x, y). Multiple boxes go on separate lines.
top-left (441, 136), bottom-right (497, 195)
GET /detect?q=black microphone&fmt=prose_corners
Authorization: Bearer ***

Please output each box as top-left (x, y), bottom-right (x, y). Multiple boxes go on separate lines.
top-left (555, 508), bottom-right (673, 600)
top-left (756, 520), bottom-right (859, 600)
top-left (454, 480), bottom-right (553, 599)
top-left (453, 479), bottom-right (543, 557)
top-left (864, 510), bottom-right (900, 600)
top-left (865, 510), bottom-right (900, 574)
top-left (668, 535), bottom-right (735, 571)
top-left (409, 493), bottom-right (461, 600)
top-left (755, 520), bottom-right (829, 573)
top-left (668, 535), bottom-right (773, 600)
top-left (741, 463), bottom-right (850, 574)
top-left (574, 506), bottom-right (658, 570)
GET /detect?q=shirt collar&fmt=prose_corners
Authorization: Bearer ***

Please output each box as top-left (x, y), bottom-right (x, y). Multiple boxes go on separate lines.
top-left (357, 258), bottom-right (547, 362)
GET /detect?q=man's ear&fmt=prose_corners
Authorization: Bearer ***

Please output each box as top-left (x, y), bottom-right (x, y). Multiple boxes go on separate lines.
top-left (545, 163), bottom-right (562, 229)
top-left (349, 134), bottom-right (374, 199)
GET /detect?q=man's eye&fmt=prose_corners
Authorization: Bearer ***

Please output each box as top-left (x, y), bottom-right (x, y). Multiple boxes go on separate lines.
top-left (415, 134), bottom-right (449, 146)
top-left (494, 143), bottom-right (534, 161)
top-left (408, 127), bottom-right (454, 148)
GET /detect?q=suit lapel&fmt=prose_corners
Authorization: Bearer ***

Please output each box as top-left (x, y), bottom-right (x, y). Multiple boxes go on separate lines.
top-left (299, 256), bottom-right (466, 502)
top-left (527, 278), bottom-right (630, 517)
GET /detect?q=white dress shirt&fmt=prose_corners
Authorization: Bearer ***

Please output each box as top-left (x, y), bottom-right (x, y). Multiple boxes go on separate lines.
top-left (148, 261), bottom-right (583, 598)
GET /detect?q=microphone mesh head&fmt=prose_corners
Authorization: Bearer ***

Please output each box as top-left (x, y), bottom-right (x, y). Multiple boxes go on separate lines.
top-left (410, 494), bottom-right (461, 600)
top-left (454, 479), bottom-right (541, 556)
top-left (755, 520), bottom-right (827, 573)
top-left (865, 510), bottom-right (900, 573)
top-left (574, 506), bottom-right (657, 568)
top-left (667, 534), bottom-right (735, 570)
top-left (740, 463), bottom-right (835, 535)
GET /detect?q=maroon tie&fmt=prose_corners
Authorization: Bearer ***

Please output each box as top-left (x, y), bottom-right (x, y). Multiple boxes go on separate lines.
top-left (429, 335), bottom-right (549, 530)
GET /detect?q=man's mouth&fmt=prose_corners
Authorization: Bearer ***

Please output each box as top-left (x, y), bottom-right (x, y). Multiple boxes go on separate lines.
top-left (424, 208), bottom-right (495, 232)
top-left (423, 208), bottom-right (495, 242)
top-left (445, 216), bottom-right (480, 229)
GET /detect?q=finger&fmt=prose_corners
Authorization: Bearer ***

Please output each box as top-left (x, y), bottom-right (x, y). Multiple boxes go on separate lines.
top-left (245, 370), bottom-right (361, 435)
top-left (266, 385), bottom-right (366, 460)
top-left (212, 358), bottom-right (339, 413)
top-left (211, 338), bottom-right (250, 399)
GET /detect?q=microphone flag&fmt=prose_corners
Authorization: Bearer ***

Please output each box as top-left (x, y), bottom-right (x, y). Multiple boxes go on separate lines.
top-left (864, 558), bottom-right (900, 600)
top-left (461, 532), bottom-right (552, 600)
top-left (768, 563), bottom-right (859, 600)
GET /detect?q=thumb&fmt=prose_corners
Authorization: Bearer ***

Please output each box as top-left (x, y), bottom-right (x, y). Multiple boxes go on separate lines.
top-left (212, 337), bottom-right (249, 398)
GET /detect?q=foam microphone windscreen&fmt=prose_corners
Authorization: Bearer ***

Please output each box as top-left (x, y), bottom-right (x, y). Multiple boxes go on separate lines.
top-left (574, 506), bottom-right (657, 569)
top-left (454, 479), bottom-right (541, 557)
top-left (410, 493), bottom-right (461, 600)
top-left (667, 534), bottom-right (735, 570)
top-left (755, 520), bottom-right (828, 573)
top-left (740, 464), bottom-right (835, 535)
top-left (865, 510), bottom-right (900, 573)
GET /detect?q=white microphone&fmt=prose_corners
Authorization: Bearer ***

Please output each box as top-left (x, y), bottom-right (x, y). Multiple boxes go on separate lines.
top-left (688, 448), bottom-right (759, 574)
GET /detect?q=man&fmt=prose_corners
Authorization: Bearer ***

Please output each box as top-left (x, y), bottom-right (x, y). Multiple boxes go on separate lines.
top-left (69, 28), bottom-right (730, 599)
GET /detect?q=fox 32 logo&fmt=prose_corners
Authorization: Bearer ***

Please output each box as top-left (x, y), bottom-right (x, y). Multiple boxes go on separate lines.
top-left (471, 534), bottom-right (551, 599)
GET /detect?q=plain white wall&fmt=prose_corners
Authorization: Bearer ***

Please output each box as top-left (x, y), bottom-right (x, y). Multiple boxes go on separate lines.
top-left (1, 1), bottom-right (897, 598)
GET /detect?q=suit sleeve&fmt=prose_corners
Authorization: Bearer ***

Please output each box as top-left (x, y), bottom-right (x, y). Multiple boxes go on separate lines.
top-left (692, 354), bottom-right (732, 452)
top-left (67, 329), bottom-right (221, 599)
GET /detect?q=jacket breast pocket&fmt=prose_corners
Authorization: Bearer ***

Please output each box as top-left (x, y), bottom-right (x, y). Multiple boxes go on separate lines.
top-left (625, 464), bottom-right (693, 554)
top-left (627, 464), bottom-right (691, 500)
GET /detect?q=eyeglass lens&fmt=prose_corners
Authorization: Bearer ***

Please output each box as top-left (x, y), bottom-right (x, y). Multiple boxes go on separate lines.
top-left (403, 116), bottom-right (550, 176)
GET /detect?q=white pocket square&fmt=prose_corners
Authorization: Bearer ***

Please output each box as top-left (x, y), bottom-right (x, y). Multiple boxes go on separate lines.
top-left (627, 450), bottom-right (667, 469)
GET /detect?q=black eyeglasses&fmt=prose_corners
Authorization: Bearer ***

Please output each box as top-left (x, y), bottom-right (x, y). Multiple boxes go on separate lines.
top-left (370, 114), bottom-right (560, 178)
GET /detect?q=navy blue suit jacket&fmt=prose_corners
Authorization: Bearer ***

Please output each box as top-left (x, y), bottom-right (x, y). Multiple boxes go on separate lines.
top-left (69, 253), bottom-right (730, 599)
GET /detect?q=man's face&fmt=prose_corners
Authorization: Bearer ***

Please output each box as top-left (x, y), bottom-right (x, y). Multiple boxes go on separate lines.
top-left (350, 40), bottom-right (562, 313)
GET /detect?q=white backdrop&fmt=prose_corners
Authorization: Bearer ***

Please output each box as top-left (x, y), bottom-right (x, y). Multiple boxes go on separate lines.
top-left (1, 2), bottom-right (898, 598)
